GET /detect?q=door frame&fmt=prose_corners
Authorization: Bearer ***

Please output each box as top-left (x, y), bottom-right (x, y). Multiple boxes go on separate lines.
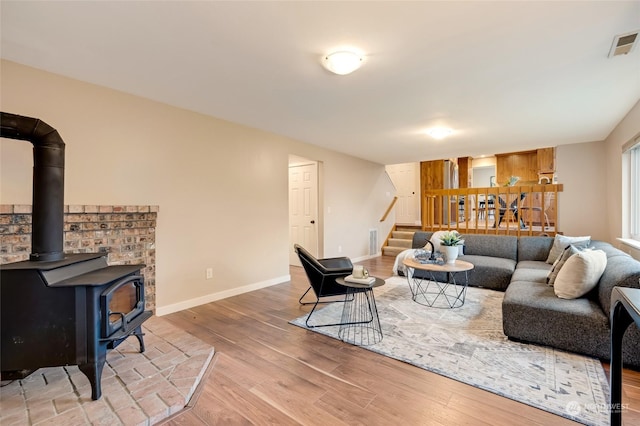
top-left (288, 155), bottom-right (323, 265)
top-left (386, 162), bottom-right (421, 225)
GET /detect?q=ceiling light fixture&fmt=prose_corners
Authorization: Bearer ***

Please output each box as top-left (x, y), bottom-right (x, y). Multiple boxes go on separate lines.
top-left (323, 50), bottom-right (363, 75)
top-left (427, 127), bottom-right (453, 139)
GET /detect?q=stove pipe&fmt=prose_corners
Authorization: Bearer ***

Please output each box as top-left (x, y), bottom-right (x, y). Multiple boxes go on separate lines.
top-left (1, 112), bottom-right (65, 262)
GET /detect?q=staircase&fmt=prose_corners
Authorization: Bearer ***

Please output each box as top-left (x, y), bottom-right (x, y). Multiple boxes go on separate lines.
top-left (382, 226), bottom-right (419, 257)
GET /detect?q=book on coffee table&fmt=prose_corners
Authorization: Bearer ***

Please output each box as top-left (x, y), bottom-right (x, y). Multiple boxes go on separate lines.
top-left (344, 275), bottom-right (375, 285)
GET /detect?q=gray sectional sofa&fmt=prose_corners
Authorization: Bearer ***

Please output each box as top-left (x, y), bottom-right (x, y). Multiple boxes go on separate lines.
top-left (408, 231), bottom-right (640, 368)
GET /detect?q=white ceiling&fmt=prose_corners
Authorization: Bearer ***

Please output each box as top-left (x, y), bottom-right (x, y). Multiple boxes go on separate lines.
top-left (1, 1), bottom-right (639, 165)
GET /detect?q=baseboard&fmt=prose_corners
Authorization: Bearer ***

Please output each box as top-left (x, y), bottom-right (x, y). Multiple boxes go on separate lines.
top-left (352, 253), bottom-right (382, 263)
top-left (155, 274), bottom-right (291, 316)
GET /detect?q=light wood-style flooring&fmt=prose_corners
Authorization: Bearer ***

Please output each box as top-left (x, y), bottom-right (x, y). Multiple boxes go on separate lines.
top-left (161, 255), bottom-right (640, 425)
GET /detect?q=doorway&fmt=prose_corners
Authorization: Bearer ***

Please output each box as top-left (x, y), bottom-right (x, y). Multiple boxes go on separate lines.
top-left (385, 162), bottom-right (421, 225)
top-left (472, 165), bottom-right (496, 188)
top-left (289, 156), bottom-right (320, 266)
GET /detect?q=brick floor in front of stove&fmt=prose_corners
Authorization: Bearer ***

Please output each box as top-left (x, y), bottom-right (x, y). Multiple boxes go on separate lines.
top-left (0, 316), bottom-right (215, 426)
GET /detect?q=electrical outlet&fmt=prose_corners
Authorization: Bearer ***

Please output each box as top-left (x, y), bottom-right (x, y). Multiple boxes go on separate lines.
top-left (338, 245), bottom-right (342, 253)
top-left (206, 268), bottom-right (213, 279)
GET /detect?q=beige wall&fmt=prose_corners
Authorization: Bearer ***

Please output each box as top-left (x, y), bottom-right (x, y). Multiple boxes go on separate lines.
top-left (556, 141), bottom-right (608, 240)
top-left (555, 99), bottom-right (640, 243)
top-left (603, 99), bottom-right (640, 242)
top-left (0, 60), bottom-right (395, 315)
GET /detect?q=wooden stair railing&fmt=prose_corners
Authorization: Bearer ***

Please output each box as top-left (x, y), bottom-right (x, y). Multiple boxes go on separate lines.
top-left (380, 196), bottom-right (398, 222)
top-left (421, 184), bottom-right (563, 236)
top-left (379, 197), bottom-right (399, 256)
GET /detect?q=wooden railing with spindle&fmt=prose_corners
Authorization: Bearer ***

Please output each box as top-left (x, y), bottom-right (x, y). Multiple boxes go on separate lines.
top-left (380, 196), bottom-right (398, 222)
top-left (421, 184), bottom-right (563, 236)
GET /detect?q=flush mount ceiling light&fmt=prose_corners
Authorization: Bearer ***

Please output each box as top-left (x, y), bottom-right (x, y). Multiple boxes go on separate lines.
top-left (427, 127), bottom-right (453, 139)
top-left (323, 50), bottom-right (363, 75)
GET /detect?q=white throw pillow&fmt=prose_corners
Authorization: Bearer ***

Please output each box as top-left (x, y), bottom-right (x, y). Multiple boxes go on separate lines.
top-left (392, 249), bottom-right (417, 276)
top-left (553, 249), bottom-right (607, 299)
top-left (546, 234), bottom-right (591, 264)
top-left (458, 239), bottom-right (465, 256)
top-left (429, 231), bottom-right (450, 253)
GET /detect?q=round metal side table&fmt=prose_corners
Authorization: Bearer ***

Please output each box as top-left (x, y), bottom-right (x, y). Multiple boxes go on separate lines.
top-left (335, 277), bottom-right (385, 346)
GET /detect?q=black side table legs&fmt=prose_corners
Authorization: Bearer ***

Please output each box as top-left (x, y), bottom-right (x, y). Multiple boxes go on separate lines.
top-left (335, 277), bottom-right (385, 346)
top-left (610, 286), bottom-right (640, 426)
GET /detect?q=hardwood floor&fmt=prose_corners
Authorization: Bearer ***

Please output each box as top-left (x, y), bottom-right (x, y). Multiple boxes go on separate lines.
top-left (161, 255), bottom-right (640, 425)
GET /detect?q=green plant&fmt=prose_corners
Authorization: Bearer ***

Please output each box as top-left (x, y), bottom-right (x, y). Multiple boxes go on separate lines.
top-left (440, 231), bottom-right (462, 246)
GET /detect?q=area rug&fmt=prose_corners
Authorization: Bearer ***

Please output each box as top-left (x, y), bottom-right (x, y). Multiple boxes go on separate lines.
top-left (290, 277), bottom-right (610, 426)
top-left (0, 316), bottom-right (215, 425)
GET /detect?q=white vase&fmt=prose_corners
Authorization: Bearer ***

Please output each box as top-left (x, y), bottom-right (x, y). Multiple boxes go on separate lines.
top-left (444, 246), bottom-right (458, 264)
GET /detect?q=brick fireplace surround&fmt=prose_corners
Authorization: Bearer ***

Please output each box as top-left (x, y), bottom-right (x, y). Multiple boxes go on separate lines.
top-left (0, 204), bottom-right (158, 310)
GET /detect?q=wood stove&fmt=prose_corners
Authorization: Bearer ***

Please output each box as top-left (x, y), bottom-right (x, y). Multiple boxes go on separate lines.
top-left (0, 112), bottom-right (152, 400)
top-left (1, 254), bottom-right (152, 400)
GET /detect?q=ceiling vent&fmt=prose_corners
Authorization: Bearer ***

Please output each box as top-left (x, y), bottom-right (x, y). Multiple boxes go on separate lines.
top-left (608, 31), bottom-right (639, 57)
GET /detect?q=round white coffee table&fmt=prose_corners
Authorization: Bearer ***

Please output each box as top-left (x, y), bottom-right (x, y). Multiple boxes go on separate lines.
top-left (402, 258), bottom-right (474, 309)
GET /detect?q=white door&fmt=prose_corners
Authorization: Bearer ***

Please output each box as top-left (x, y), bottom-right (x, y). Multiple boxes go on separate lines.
top-left (387, 163), bottom-right (421, 225)
top-left (289, 163), bottom-right (318, 265)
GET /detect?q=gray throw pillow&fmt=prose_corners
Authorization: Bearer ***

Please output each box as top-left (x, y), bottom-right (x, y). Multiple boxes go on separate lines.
top-left (547, 244), bottom-right (584, 286)
top-left (545, 234), bottom-right (591, 264)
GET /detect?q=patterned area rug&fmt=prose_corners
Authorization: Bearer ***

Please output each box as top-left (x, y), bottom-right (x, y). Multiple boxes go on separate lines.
top-left (290, 277), bottom-right (610, 426)
top-left (0, 316), bottom-right (215, 425)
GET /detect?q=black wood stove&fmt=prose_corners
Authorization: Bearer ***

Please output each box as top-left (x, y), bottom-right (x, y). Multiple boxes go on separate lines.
top-left (0, 112), bottom-right (152, 400)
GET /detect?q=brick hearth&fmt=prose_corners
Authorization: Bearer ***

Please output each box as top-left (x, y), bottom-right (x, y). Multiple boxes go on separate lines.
top-left (0, 316), bottom-right (215, 425)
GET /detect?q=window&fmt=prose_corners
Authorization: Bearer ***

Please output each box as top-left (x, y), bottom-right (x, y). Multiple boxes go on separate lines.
top-left (631, 142), bottom-right (640, 241)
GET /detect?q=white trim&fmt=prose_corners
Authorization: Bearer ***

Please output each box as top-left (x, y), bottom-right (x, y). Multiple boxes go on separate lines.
top-left (621, 132), bottom-right (640, 152)
top-left (617, 237), bottom-right (640, 251)
top-left (352, 253), bottom-right (381, 263)
top-left (630, 144), bottom-right (640, 239)
top-left (155, 274), bottom-right (291, 316)
top-left (617, 238), bottom-right (640, 261)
